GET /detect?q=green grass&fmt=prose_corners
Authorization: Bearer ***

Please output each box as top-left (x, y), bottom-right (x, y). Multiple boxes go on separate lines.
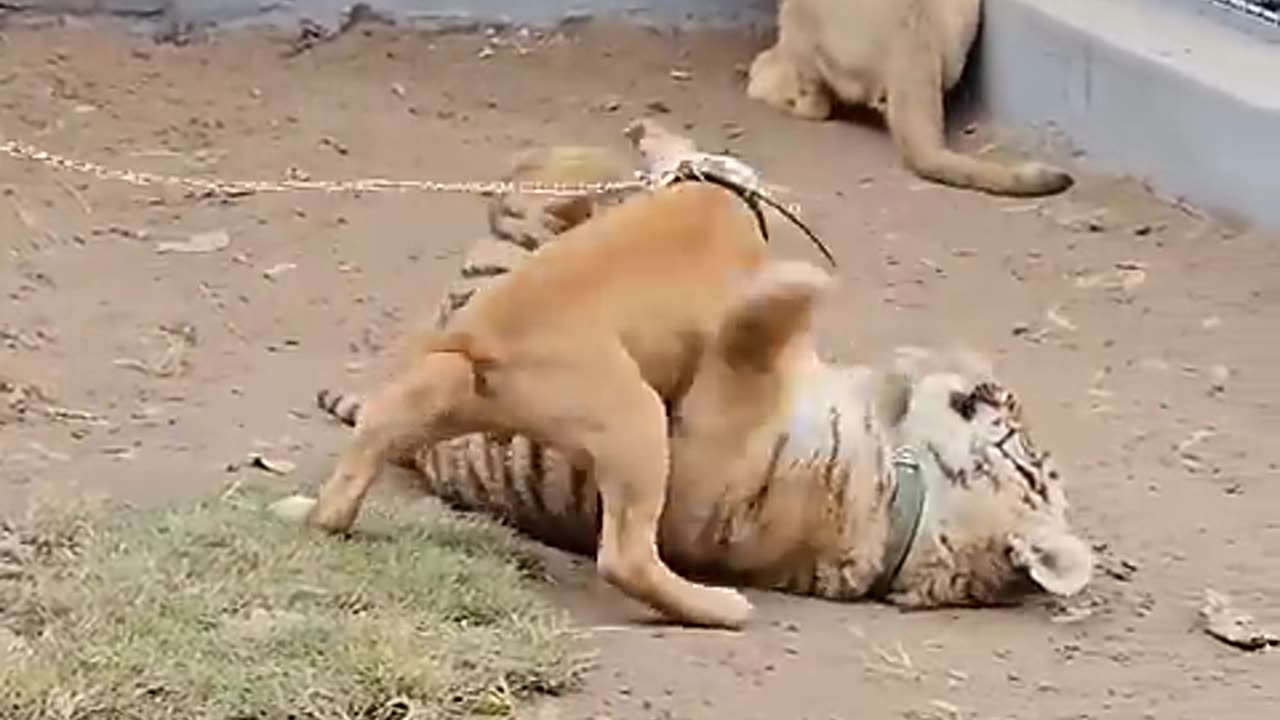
top-left (0, 486), bottom-right (586, 719)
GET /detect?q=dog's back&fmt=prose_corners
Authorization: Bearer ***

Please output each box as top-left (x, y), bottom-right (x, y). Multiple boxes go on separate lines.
top-left (447, 181), bottom-right (769, 397)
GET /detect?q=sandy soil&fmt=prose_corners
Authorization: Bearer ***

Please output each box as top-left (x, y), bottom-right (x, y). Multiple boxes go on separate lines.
top-left (1, 18), bottom-right (1277, 720)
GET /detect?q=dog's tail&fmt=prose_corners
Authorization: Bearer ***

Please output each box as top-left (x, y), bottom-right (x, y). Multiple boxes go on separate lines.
top-left (716, 260), bottom-right (832, 373)
top-left (392, 329), bottom-right (498, 401)
top-left (319, 329), bottom-right (495, 433)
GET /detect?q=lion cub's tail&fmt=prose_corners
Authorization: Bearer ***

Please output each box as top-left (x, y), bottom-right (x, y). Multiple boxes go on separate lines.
top-left (885, 44), bottom-right (1072, 197)
top-left (717, 260), bottom-right (832, 374)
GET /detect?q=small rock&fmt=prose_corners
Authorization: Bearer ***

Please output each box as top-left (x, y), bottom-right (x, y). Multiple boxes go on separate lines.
top-left (1199, 588), bottom-right (1279, 651)
top-left (1114, 262), bottom-right (1148, 293)
top-left (1207, 364), bottom-right (1231, 395)
top-left (1103, 558), bottom-right (1139, 583)
top-left (246, 453), bottom-right (296, 476)
top-left (155, 229), bottom-right (230, 254)
top-left (319, 136), bottom-right (349, 156)
top-left (668, 68), bottom-right (692, 81)
top-left (261, 262), bottom-right (297, 281)
top-left (268, 494), bottom-right (317, 523)
top-left (593, 96), bottom-right (622, 113)
top-left (644, 99), bottom-right (671, 114)
top-left (1045, 305), bottom-right (1077, 332)
top-left (723, 122), bottom-right (745, 140)
top-left (390, 82), bottom-right (406, 98)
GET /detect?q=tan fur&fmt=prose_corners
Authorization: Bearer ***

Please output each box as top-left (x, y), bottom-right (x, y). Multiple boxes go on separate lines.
top-left (307, 137), bottom-right (778, 628)
top-left (747, 0), bottom-right (1073, 197)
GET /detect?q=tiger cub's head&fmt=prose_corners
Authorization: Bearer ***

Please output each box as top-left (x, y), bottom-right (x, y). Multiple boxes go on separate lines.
top-left (877, 347), bottom-right (1095, 608)
top-left (487, 145), bottom-right (639, 248)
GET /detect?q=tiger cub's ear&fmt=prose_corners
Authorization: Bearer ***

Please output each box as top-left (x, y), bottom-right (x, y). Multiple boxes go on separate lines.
top-left (510, 145), bottom-right (635, 231)
top-left (1008, 524), bottom-right (1094, 597)
top-left (542, 195), bottom-right (597, 230)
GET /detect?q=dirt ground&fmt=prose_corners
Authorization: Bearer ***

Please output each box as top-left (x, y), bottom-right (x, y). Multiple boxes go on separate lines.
top-left (1, 18), bottom-right (1277, 720)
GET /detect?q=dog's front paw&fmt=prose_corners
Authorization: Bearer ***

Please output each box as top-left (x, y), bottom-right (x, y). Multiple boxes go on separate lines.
top-left (696, 586), bottom-right (755, 630)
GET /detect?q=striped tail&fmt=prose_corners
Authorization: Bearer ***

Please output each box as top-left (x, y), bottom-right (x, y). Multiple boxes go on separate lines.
top-left (316, 388), bottom-right (362, 427)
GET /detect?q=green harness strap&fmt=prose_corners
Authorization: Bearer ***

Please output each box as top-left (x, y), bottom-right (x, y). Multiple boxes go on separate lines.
top-left (869, 446), bottom-right (928, 600)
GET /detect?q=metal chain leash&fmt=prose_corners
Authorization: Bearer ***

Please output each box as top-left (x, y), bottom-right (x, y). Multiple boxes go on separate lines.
top-left (0, 134), bottom-right (833, 262)
top-left (0, 136), bottom-right (655, 198)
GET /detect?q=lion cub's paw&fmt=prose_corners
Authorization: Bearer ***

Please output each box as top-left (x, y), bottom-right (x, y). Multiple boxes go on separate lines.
top-left (1014, 162), bottom-right (1074, 196)
top-left (268, 494), bottom-right (319, 524)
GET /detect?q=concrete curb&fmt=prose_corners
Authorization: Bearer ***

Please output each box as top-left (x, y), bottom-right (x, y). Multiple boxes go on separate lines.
top-left (978, 0), bottom-right (1280, 229)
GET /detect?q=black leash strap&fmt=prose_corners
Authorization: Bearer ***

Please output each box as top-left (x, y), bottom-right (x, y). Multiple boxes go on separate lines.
top-left (669, 169), bottom-right (838, 269)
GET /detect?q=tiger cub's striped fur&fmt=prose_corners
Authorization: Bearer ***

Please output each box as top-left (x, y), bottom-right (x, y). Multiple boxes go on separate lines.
top-left (315, 145), bottom-right (635, 550)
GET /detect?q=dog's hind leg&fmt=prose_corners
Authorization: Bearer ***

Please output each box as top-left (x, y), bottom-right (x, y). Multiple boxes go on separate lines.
top-left (499, 342), bottom-right (754, 629)
top-left (308, 352), bottom-right (476, 534)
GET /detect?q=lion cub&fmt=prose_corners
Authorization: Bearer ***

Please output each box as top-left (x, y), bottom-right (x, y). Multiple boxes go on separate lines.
top-left (748, 0), bottom-right (1072, 197)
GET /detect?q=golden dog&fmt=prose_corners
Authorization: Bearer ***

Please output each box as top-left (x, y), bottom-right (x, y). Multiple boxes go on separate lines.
top-left (304, 120), bottom-right (825, 629)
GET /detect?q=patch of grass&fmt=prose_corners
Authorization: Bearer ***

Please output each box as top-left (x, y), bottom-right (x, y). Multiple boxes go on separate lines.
top-left (0, 487), bottom-right (586, 719)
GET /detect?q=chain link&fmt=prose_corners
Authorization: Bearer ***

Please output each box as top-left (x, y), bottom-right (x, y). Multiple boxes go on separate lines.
top-left (0, 137), bottom-right (654, 198)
